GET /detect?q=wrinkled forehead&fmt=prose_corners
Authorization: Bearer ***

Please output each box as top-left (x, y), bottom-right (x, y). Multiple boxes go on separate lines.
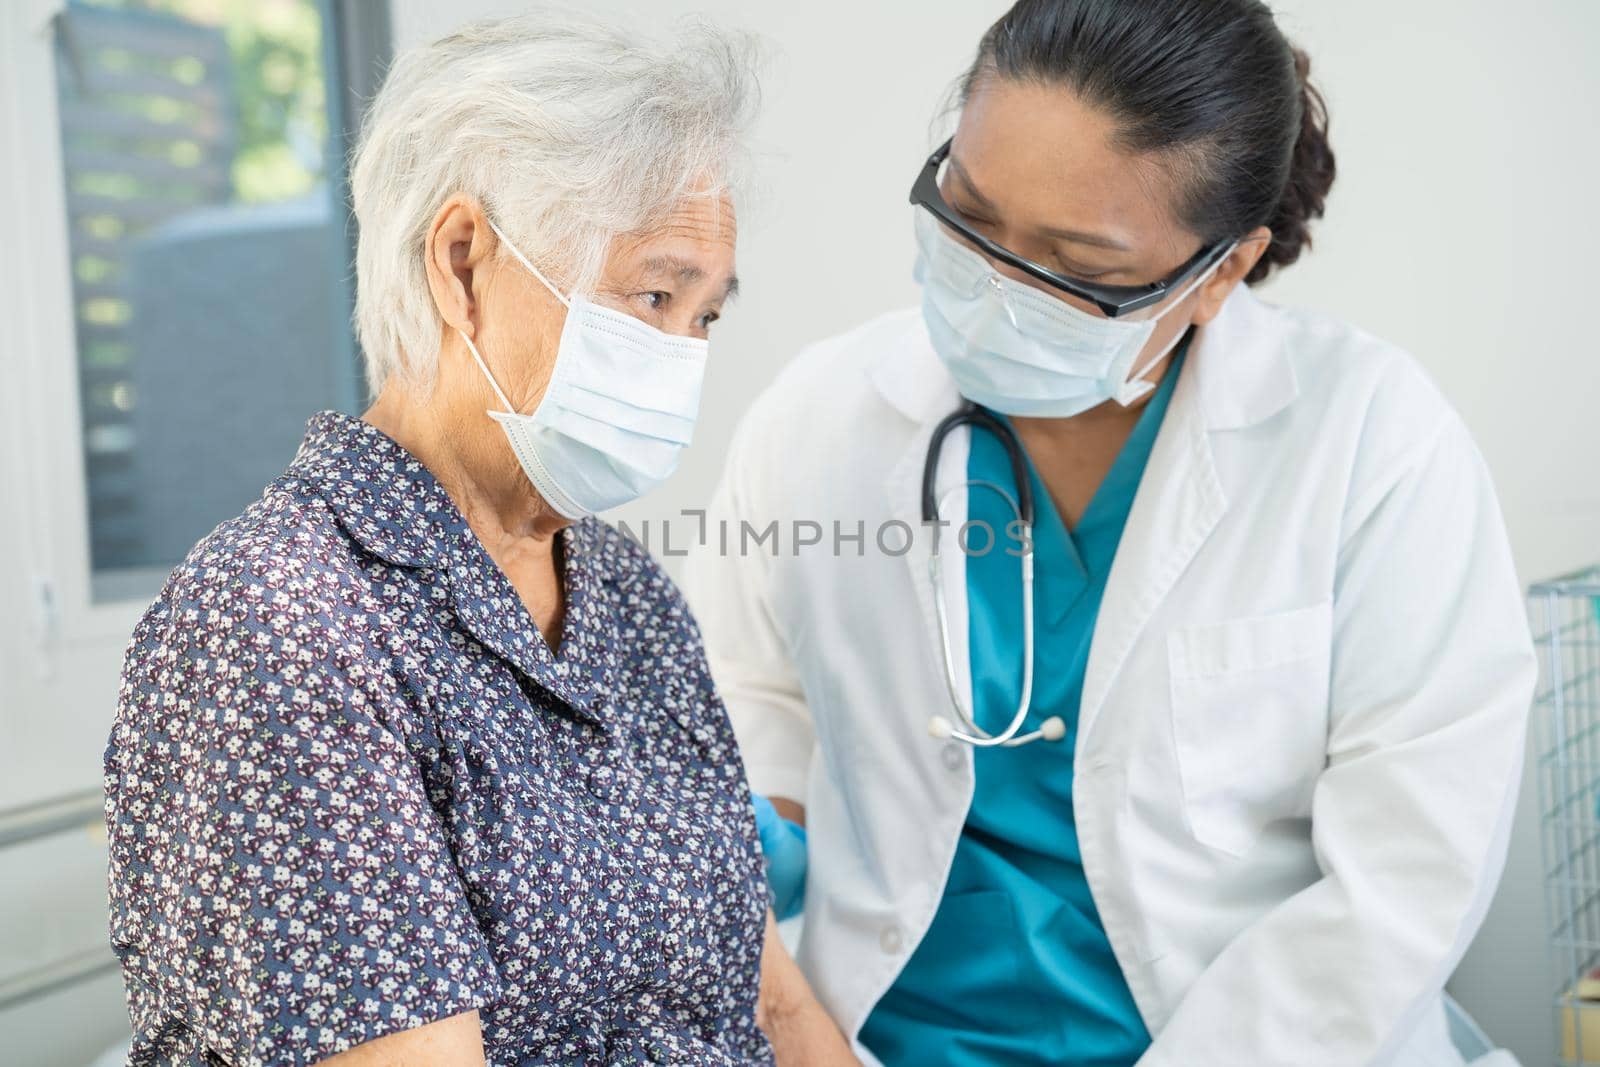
top-left (622, 191), bottom-right (738, 256)
top-left (601, 189), bottom-right (739, 297)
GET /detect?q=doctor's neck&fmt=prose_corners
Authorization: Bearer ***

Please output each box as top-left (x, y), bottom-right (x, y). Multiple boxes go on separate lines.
top-left (1008, 351), bottom-right (1177, 530)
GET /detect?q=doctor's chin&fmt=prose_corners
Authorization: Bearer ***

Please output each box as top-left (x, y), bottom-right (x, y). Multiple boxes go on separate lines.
top-left (2, 1), bottom-right (1595, 1066)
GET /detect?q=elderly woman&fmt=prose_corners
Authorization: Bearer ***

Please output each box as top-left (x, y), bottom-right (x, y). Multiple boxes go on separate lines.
top-left (102, 12), bottom-right (852, 1066)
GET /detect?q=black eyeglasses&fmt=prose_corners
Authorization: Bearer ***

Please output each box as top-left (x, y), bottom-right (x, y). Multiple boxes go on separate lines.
top-left (910, 138), bottom-right (1235, 319)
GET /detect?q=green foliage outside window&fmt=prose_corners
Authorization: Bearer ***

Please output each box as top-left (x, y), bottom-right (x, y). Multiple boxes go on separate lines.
top-left (80, 0), bottom-right (329, 204)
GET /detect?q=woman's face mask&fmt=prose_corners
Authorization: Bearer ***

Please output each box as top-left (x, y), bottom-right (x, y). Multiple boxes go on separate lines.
top-left (913, 209), bottom-right (1233, 418)
top-left (458, 219), bottom-right (712, 519)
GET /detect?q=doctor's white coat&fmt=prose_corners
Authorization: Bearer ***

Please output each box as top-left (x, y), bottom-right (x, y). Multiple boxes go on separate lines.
top-left (682, 286), bottom-right (1535, 1067)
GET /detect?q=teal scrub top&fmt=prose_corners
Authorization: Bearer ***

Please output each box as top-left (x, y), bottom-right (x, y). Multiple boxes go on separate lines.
top-left (860, 345), bottom-right (1188, 1067)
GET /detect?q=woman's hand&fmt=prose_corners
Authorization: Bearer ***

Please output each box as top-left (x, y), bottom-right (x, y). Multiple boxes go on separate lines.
top-left (757, 911), bottom-right (860, 1066)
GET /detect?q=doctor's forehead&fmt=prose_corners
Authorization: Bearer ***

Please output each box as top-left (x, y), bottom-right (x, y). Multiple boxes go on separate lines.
top-left (952, 78), bottom-right (1195, 256)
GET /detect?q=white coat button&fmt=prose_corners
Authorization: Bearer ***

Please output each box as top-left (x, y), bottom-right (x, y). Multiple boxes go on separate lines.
top-left (879, 925), bottom-right (903, 954)
top-left (940, 743), bottom-right (963, 771)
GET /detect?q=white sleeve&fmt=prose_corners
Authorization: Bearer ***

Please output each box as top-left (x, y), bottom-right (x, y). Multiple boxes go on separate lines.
top-left (683, 414), bottom-right (815, 805)
top-left (1141, 414), bottom-right (1536, 1066)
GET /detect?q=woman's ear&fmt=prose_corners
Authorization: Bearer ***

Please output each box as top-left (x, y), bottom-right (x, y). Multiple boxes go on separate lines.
top-left (424, 195), bottom-right (494, 339)
top-left (1190, 225), bottom-right (1271, 326)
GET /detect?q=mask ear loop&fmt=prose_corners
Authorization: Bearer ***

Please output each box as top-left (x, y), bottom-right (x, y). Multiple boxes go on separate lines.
top-left (458, 328), bottom-right (518, 415)
top-left (1113, 241), bottom-right (1238, 406)
top-left (484, 216), bottom-right (571, 310)
top-left (462, 216), bottom-right (577, 416)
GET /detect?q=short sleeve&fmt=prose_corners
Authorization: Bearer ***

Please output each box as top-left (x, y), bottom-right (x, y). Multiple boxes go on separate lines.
top-left (106, 559), bottom-right (502, 1067)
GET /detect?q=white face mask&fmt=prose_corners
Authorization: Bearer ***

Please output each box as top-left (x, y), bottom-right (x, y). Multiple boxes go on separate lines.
top-left (913, 210), bottom-right (1233, 417)
top-left (458, 219), bottom-right (709, 519)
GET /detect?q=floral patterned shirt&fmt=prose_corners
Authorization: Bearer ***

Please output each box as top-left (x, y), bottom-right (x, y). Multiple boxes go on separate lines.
top-left (104, 411), bottom-right (773, 1067)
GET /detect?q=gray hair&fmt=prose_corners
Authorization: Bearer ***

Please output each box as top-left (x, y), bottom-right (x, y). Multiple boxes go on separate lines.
top-left (349, 8), bottom-right (760, 391)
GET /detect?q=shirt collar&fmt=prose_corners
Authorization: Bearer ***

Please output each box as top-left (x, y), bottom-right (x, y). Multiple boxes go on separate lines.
top-left (443, 516), bottom-right (620, 727)
top-left (285, 411), bottom-right (630, 728)
top-left (1185, 283), bottom-right (1300, 431)
top-left (286, 411), bottom-right (464, 570)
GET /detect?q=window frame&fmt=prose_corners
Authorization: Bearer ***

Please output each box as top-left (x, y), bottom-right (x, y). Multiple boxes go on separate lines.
top-left (0, 0), bottom-right (391, 643)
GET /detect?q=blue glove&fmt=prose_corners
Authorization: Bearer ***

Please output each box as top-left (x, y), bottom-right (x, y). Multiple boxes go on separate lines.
top-left (751, 793), bottom-right (808, 921)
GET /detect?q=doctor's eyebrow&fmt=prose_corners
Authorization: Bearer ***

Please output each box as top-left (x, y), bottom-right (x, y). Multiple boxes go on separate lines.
top-left (639, 254), bottom-right (740, 300)
top-left (947, 153), bottom-right (1132, 253)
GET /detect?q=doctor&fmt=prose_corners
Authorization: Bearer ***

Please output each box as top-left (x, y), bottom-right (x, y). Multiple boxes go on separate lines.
top-left (685, 0), bottom-right (1535, 1064)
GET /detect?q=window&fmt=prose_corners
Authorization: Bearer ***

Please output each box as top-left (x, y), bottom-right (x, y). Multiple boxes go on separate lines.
top-left (0, 5), bottom-right (390, 1062)
top-left (50, 0), bottom-right (388, 601)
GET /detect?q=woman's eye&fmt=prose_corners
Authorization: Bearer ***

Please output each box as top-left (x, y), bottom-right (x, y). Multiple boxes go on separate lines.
top-left (641, 291), bottom-right (668, 310)
top-left (955, 206), bottom-right (993, 229)
top-left (1054, 258), bottom-right (1110, 281)
top-left (697, 311), bottom-right (720, 330)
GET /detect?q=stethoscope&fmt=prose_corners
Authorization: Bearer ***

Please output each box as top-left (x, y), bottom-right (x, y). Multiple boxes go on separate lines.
top-left (921, 402), bottom-right (1067, 748)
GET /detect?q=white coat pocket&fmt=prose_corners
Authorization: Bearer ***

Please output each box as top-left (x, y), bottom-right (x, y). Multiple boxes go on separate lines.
top-left (1166, 601), bottom-right (1333, 856)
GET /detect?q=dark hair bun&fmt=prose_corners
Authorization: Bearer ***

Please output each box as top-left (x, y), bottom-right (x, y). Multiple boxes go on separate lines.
top-left (1249, 47), bottom-right (1336, 283)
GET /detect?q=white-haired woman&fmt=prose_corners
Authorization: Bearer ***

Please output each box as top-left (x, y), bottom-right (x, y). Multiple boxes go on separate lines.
top-left (103, 11), bottom-right (853, 1066)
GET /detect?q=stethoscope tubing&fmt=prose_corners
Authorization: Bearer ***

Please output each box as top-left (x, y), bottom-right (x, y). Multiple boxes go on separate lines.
top-left (922, 403), bottom-right (1065, 748)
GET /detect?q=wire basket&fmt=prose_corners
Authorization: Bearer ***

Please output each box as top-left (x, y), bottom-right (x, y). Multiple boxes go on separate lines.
top-left (1536, 567), bottom-right (1600, 1065)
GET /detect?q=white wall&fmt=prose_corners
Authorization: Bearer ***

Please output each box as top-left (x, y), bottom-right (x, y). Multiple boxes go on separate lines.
top-left (304, 2), bottom-right (1600, 1063)
top-left (1262, 5), bottom-right (1600, 1064)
